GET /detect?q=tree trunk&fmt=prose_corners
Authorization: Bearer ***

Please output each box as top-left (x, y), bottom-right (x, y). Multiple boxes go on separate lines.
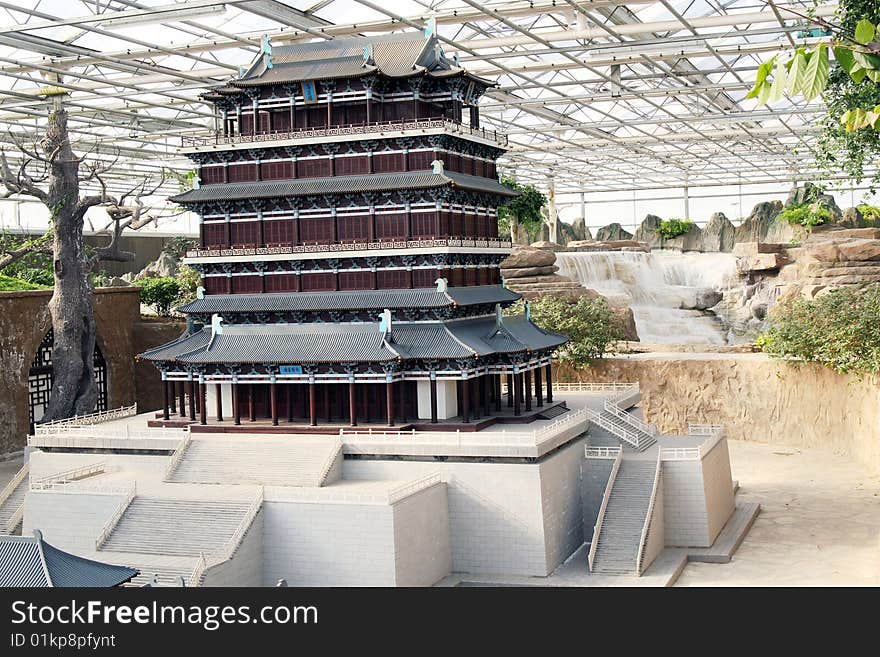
top-left (40, 105), bottom-right (97, 421)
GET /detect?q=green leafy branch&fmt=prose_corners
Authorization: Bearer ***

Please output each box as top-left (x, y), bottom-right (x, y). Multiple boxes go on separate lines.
top-left (748, 18), bottom-right (880, 132)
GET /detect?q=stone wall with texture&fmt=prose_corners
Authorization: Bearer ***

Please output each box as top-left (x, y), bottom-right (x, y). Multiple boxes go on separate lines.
top-left (0, 287), bottom-right (140, 455)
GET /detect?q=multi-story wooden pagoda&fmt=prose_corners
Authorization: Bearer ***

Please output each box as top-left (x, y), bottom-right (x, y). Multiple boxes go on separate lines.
top-left (143, 30), bottom-right (566, 430)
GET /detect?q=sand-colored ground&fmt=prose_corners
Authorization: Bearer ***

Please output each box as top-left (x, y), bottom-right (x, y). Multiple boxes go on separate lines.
top-left (678, 440), bottom-right (880, 586)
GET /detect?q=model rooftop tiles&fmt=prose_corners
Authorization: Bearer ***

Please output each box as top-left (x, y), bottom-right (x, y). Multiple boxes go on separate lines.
top-left (169, 170), bottom-right (518, 204)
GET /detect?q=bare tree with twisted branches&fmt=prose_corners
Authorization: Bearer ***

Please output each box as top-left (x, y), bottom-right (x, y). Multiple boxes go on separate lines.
top-left (0, 89), bottom-right (168, 422)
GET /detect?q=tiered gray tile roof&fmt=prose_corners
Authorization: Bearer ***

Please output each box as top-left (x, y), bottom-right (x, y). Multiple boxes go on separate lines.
top-left (142, 313), bottom-right (566, 365)
top-left (177, 285), bottom-right (521, 314)
top-left (0, 532), bottom-right (138, 588)
top-left (170, 170), bottom-right (518, 204)
top-left (231, 33), bottom-right (486, 86)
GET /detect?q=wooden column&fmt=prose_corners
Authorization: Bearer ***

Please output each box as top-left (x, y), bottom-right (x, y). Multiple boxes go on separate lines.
top-left (546, 363), bottom-right (553, 403)
top-left (162, 379), bottom-right (170, 420)
top-left (349, 381), bottom-right (357, 427)
top-left (169, 380), bottom-right (176, 413)
top-left (309, 382), bottom-right (317, 426)
top-left (495, 374), bottom-right (502, 412)
top-left (399, 381), bottom-right (407, 422)
top-left (482, 375), bottom-right (491, 417)
top-left (430, 377), bottom-right (438, 424)
top-left (248, 384), bottom-right (255, 422)
top-left (188, 380), bottom-right (196, 421)
top-left (386, 381), bottom-right (395, 427)
top-left (215, 383), bottom-right (223, 421)
top-left (178, 382), bottom-right (185, 417)
top-left (461, 378), bottom-right (470, 423)
top-left (286, 386), bottom-right (293, 423)
top-left (324, 384), bottom-right (331, 422)
top-left (535, 366), bottom-right (544, 407)
top-left (233, 382), bottom-right (241, 425)
top-left (525, 369), bottom-right (532, 412)
top-left (271, 382), bottom-right (278, 426)
top-left (199, 382), bottom-right (207, 425)
top-left (506, 373), bottom-right (513, 408)
top-left (513, 372), bottom-right (522, 417)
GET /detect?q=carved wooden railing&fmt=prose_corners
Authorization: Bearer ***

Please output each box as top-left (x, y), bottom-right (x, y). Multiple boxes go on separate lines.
top-left (181, 118), bottom-right (507, 148)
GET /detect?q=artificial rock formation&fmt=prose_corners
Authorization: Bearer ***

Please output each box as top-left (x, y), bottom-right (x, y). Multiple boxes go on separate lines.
top-left (633, 214), bottom-right (662, 247)
top-left (700, 212), bottom-right (736, 252)
top-left (594, 222), bottom-right (633, 241)
top-left (734, 201), bottom-right (783, 243)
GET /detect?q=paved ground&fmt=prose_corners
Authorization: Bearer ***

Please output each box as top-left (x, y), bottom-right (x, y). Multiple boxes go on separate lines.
top-left (677, 440), bottom-right (880, 586)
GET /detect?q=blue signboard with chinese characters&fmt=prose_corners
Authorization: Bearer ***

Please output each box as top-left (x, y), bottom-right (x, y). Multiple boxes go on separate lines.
top-left (301, 80), bottom-right (317, 104)
top-left (279, 365), bottom-right (303, 375)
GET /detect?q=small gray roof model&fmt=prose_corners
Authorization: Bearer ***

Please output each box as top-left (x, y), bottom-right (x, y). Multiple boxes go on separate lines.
top-left (0, 531), bottom-right (138, 588)
top-left (229, 32), bottom-right (494, 87)
top-left (177, 285), bottom-right (521, 315)
top-left (169, 170), bottom-right (518, 205)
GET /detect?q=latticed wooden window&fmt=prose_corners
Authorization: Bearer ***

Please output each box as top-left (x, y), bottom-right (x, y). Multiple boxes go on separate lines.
top-left (408, 150), bottom-right (434, 171)
top-left (450, 268), bottom-right (465, 286)
top-left (377, 270), bottom-right (409, 289)
top-left (375, 212), bottom-right (406, 240)
top-left (200, 166), bottom-right (224, 184)
top-left (240, 114), bottom-right (254, 135)
top-left (373, 152), bottom-right (403, 173)
top-left (299, 216), bottom-right (333, 243)
top-left (335, 156), bottom-right (369, 176)
top-left (486, 161), bottom-right (497, 179)
top-left (228, 163), bottom-right (257, 182)
top-left (412, 269), bottom-right (438, 288)
top-left (202, 223), bottom-right (227, 248)
top-left (260, 161), bottom-right (292, 180)
top-left (273, 111), bottom-right (290, 132)
top-left (338, 214), bottom-right (370, 242)
top-left (339, 271), bottom-right (373, 290)
top-left (450, 211), bottom-right (464, 236)
top-left (265, 274), bottom-right (299, 292)
top-left (298, 158), bottom-right (330, 178)
top-left (411, 211), bottom-right (437, 238)
top-left (232, 275), bottom-right (262, 294)
top-left (473, 159), bottom-right (485, 177)
top-left (263, 219), bottom-right (295, 246)
top-left (301, 272), bottom-right (336, 292)
top-left (463, 212), bottom-right (476, 237)
top-left (465, 269), bottom-right (478, 286)
top-left (230, 221), bottom-right (259, 247)
top-left (203, 277), bottom-right (227, 294)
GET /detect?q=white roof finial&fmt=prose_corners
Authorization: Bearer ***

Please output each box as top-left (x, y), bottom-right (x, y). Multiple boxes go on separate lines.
top-left (431, 159), bottom-right (444, 175)
top-left (435, 277), bottom-right (448, 293)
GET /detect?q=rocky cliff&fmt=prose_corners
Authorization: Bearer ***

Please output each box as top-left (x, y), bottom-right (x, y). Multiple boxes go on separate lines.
top-left (558, 353), bottom-right (880, 474)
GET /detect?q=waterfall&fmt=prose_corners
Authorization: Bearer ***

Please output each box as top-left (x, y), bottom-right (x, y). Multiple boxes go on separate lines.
top-left (556, 250), bottom-right (739, 345)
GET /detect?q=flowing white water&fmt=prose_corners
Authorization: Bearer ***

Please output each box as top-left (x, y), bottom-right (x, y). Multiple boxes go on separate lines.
top-left (556, 250), bottom-right (739, 344)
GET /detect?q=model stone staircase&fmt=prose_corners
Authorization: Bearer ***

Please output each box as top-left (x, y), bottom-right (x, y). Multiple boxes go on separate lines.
top-left (590, 458), bottom-right (658, 575)
top-left (99, 497), bottom-right (255, 557)
top-left (588, 408), bottom-right (657, 451)
top-left (166, 437), bottom-right (341, 486)
top-left (0, 466), bottom-right (28, 535)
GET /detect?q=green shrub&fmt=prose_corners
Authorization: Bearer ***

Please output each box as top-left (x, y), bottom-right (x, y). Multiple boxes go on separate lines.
top-left (655, 218), bottom-right (694, 239)
top-left (139, 276), bottom-right (181, 316)
top-left (0, 274), bottom-right (46, 291)
top-left (175, 264), bottom-right (202, 306)
top-left (778, 203), bottom-right (831, 227)
top-left (17, 268), bottom-right (54, 287)
top-left (506, 295), bottom-right (624, 367)
top-left (757, 284), bottom-right (880, 376)
top-left (497, 176), bottom-right (547, 240)
top-left (857, 203), bottom-right (880, 226)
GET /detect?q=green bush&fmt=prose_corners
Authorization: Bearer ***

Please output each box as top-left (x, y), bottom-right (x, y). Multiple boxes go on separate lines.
top-left (857, 203), bottom-right (880, 226)
top-left (655, 218), bottom-right (694, 239)
top-left (175, 264), bottom-right (202, 306)
top-left (506, 295), bottom-right (624, 368)
top-left (778, 203), bottom-right (832, 227)
top-left (497, 177), bottom-right (547, 240)
top-left (139, 276), bottom-right (181, 316)
top-left (0, 274), bottom-right (46, 291)
top-left (757, 284), bottom-right (880, 376)
top-left (17, 268), bottom-right (54, 287)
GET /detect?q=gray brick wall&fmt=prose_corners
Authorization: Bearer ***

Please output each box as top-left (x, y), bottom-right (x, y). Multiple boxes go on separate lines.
top-left (540, 440), bottom-right (585, 573)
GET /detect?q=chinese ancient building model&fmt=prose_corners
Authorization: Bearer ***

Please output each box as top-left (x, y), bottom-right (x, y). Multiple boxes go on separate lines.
top-left (142, 31), bottom-right (567, 430)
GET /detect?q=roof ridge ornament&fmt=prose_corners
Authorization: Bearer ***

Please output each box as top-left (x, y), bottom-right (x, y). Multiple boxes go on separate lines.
top-left (431, 159), bottom-right (444, 175)
top-left (208, 313), bottom-right (224, 350)
top-left (424, 16), bottom-right (436, 38)
top-left (262, 35), bottom-right (273, 69)
top-left (378, 308), bottom-right (392, 340)
top-left (435, 277), bottom-right (448, 293)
